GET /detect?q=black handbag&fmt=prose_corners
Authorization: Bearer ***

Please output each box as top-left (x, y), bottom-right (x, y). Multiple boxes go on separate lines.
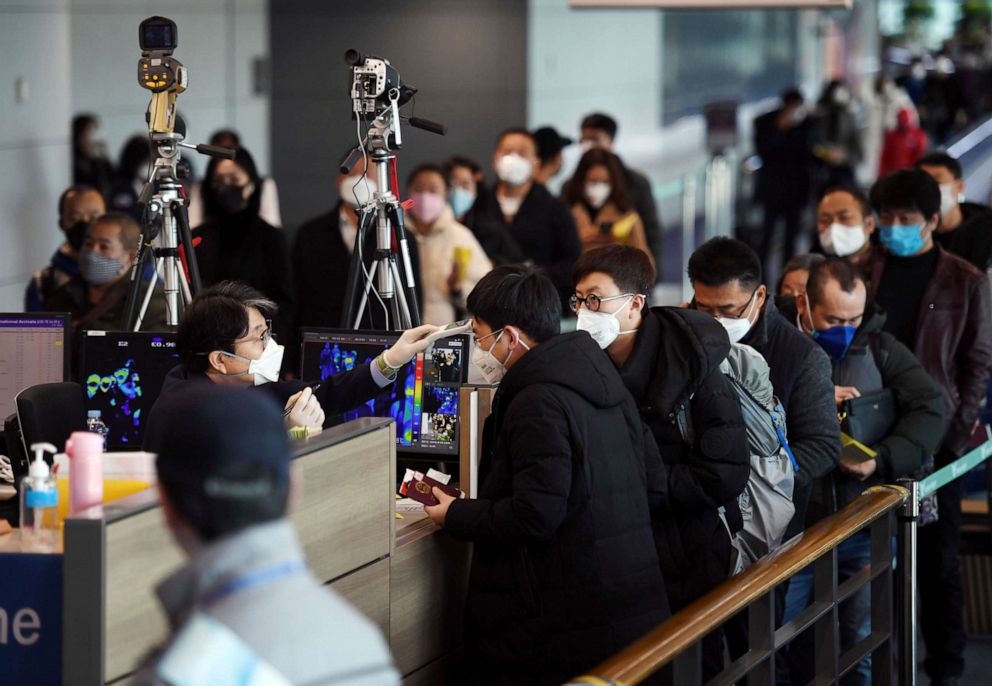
top-left (839, 388), bottom-right (897, 447)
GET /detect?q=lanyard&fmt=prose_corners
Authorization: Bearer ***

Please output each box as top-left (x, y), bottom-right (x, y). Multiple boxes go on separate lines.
top-left (200, 561), bottom-right (307, 608)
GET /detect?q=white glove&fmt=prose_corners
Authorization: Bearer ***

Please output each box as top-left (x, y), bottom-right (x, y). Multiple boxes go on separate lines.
top-left (381, 324), bottom-right (441, 368)
top-left (284, 386), bottom-right (325, 430)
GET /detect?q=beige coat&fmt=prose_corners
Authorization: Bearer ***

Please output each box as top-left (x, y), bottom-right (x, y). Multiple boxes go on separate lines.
top-left (572, 202), bottom-right (655, 270)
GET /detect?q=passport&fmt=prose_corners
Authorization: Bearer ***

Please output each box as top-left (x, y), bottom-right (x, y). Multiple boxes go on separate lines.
top-left (400, 473), bottom-right (461, 506)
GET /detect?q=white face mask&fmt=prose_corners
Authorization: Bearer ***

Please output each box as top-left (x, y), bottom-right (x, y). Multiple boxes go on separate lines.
top-left (939, 183), bottom-right (959, 217)
top-left (819, 222), bottom-right (867, 257)
top-left (714, 294), bottom-right (758, 344)
top-left (584, 182), bottom-right (612, 209)
top-left (471, 329), bottom-right (529, 385)
top-left (341, 174), bottom-right (377, 209)
top-left (495, 154), bottom-right (533, 187)
top-left (218, 337), bottom-right (285, 386)
top-left (576, 296), bottom-right (636, 349)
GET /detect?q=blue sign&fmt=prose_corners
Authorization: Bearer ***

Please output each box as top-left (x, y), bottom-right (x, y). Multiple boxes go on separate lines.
top-left (0, 552), bottom-right (62, 686)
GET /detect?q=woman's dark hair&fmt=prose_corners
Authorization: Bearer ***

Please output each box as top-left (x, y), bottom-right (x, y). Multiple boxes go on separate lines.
top-left (117, 136), bottom-right (152, 181)
top-left (178, 281), bottom-right (277, 372)
top-left (869, 169), bottom-right (941, 220)
top-left (466, 266), bottom-right (561, 343)
top-left (406, 162), bottom-right (449, 190)
top-left (687, 237), bottom-right (763, 290)
top-left (563, 148), bottom-right (631, 212)
top-left (72, 114), bottom-right (98, 154)
top-left (200, 146), bottom-right (262, 221)
top-left (572, 244), bottom-right (655, 296)
top-left (444, 155), bottom-right (483, 177)
top-left (777, 253), bottom-right (826, 294)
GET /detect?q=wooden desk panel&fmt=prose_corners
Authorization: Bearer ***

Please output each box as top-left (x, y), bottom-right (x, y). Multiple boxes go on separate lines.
top-left (330, 557), bottom-right (390, 638)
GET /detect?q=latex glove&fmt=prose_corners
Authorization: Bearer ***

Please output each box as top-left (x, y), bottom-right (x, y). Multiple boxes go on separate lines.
top-left (284, 386), bottom-right (325, 430)
top-left (381, 324), bottom-right (441, 368)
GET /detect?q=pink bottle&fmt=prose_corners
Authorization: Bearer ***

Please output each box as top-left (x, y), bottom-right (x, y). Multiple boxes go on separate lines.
top-left (66, 431), bottom-right (104, 514)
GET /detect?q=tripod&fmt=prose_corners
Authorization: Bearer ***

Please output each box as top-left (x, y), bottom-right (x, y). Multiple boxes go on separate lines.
top-left (340, 114), bottom-right (422, 330)
top-left (120, 123), bottom-right (233, 331)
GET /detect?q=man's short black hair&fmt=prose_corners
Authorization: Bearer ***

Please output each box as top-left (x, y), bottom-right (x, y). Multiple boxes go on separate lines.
top-left (806, 256), bottom-right (865, 309)
top-left (495, 127), bottom-right (537, 150)
top-left (58, 185), bottom-right (101, 220)
top-left (445, 155), bottom-right (482, 177)
top-left (869, 169), bottom-right (941, 220)
top-left (178, 281), bottom-right (277, 372)
top-left (580, 112), bottom-right (618, 139)
top-left (916, 151), bottom-right (963, 179)
top-left (819, 185), bottom-right (873, 219)
top-left (467, 265), bottom-right (560, 342)
top-left (687, 237), bottom-right (763, 291)
top-left (782, 87), bottom-right (804, 106)
top-left (572, 244), bottom-right (655, 296)
top-left (778, 253), bottom-right (825, 294)
top-left (406, 162), bottom-right (449, 190)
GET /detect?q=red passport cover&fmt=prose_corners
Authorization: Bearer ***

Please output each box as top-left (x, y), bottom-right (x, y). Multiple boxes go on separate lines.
top-left (401, 475), bottom-right (461, 507)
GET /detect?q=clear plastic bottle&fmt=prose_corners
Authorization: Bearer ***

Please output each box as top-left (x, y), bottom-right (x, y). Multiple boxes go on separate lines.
top-left (86, 410), bottom-right (108, 451)
top-left (20, 442), bottom-right (59, 552)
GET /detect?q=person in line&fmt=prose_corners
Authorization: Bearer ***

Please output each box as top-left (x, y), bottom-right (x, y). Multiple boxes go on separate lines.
top-left (26, 185), bottom-right (106, 312)
top-left (424, 266), bottom-right (669, 684)
top-left (781, 258), bottom-right (944, 686)
top-left (917, 151), bottom-right (992, 271)
top-left (815, 186), bottom-right (878, 276)
top-left (132, 385), bottom-right (399, 684)
top-left (571, 245), bottom-right (749, 676)
top-left (71, 114), bottom-right (115, 196)
top-left (778, 253), bottom-right (825, 298)
top-left (45, 212), bottom-right (168, 334)
top-left (143, 281), bottom-right (437, 451)
top-left (405, 163), bottom-right (492, 325)
top-left (445, 155), bottom-right (489, 226)
top-left (193, 146), bottom-right (294, 347)
top-left (579, 112), bottom-right (664, 276)
top-left (531, 126), bottom-right (572, 186)
top-left (108, 135), bottom-right (152, 222)
top-left (752, 88), bottom-right (816, 276)
top-left (878, 106), bottom-right (928, 177)
top-left (467, 129), bottom-right (581, 309)
top-left (868, 169), bottom-right (992, 686)
top-left (562, 149), bottom-right (655, 269)
top-left (811, 80), bottom-right (862, 189)
top-left (292, 154), bottom-right (423, 332)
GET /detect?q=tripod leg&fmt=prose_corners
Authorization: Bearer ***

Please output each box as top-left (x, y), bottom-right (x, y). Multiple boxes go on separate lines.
top-left (341, 209), bottom-right (376, 328)
top-left (353, 260), bottom-right (378, 329)
top-left (173, 200), bottom-right (202, 294)
top-left (135, 258), bottom-right (163, 332)
top-left (384, 202), bottom-right (421, 327)
top-left (389, 259), bottom-right (412, 329)
top-left (121, 231), bottom-right (155, 331)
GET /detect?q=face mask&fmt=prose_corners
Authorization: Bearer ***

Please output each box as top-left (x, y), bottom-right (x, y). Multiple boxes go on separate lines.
top-left (65, 221), bottom-right (89, 252)
top-left (833, 87), bottom-right (851, 106)
top-left (790, 105), bottom-right (807, 125)
top-left (879, 224), bottom-right (926, 257)
top-left (911, 65), bottom-right (927, 81)
top-left (217, 336), bottom-right (285, 386)
top-left (584, 182), bottom-right (612, 209)
top-left (714, 293), bottom-right (758, 344)
top-left (819, 222), bottom-right (867, 257)
top-left (410, 191), bottom-right (446, 225)
top-left (471, 329), bottom-right (530, 385)
top-left (215, 184), bottom-right (248, 214)
top-left (79, 250), bottom-right (126, 285)
top-left (807, 305), bottom-right (857, 361)
top-left (580, 140), bottom-right (595, 153)
top-left (341, 174), bottom-right (377, 209)
top-left (939, 184), bottom-right (959, 217)
top-left (449, 187), bottom-right (476, 217)
top-left (495, 154), bottom-right (533, 187)
top-left (576, 296), bottom-right (635, 349)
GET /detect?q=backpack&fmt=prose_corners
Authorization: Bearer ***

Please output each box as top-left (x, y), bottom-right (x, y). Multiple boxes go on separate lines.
top-left (676, 342), bottom-right (799, 571)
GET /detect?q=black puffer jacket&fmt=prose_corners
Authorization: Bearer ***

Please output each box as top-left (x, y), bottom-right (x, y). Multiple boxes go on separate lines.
top-left (619, 307), bottom-right (750, 610)
top-left (444, 332), bottom-right (668, 684)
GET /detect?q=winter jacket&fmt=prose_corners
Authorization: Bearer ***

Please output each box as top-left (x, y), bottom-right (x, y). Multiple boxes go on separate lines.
top-left (618, 307), bottom-right (750, 610)
top-left (741, 298), bottom-right (842, 539)
top-left (869, 246), bottom-right (992, 458)
top-left (878, 108), bottom-right (928, 176)
top-left (25, 244), bottom-right (79, 312)
top-left (780, 299), bottom-right (945, 522)
top-left (444, 332), bottom-right (669, 684)
top-left (934, 201), bottom-right (992, 271)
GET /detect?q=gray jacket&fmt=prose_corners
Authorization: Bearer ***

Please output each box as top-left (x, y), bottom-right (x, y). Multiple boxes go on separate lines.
top-left (131, 520), bottom-right (399, 685)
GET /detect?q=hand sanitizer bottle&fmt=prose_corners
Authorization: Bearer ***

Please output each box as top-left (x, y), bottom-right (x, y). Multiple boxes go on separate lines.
top-left (20, 442), bottom-right (59, 552)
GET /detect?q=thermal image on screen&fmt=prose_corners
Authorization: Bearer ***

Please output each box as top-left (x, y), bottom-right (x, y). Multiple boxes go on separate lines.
top-left (84, 358), bottom-right (145, 445)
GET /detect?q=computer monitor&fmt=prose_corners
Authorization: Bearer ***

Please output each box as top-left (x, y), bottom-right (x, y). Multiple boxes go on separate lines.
top-left (299, 328), bottom-right (468, 456)
top-left (0, 313), bottom-right (71, 419)
top-left (77, 330), bottom-right (180, 450)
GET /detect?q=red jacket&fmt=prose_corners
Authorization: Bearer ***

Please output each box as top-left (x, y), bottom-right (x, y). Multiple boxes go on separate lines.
top-left (878, 108), bottom-right (929, 177)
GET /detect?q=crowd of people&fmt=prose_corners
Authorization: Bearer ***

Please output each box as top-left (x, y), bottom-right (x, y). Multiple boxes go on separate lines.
top-left (29, 103), bottom-right (992, 686)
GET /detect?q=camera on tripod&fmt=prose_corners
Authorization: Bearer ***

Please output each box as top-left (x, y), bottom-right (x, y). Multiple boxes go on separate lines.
top-left (137, 16), bottom-right (187, 133)
top-left (345, 50), bottom-right (415, 117)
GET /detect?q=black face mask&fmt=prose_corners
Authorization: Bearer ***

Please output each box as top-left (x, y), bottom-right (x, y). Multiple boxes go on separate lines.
top-left (65, 221), bottom-right (89, 251)
top-left (215, 184), bottom-right (249, 215)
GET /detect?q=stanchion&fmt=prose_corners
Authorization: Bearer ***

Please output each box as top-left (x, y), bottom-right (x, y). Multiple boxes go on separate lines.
top-left (897, 478), bottom-right (919, 686)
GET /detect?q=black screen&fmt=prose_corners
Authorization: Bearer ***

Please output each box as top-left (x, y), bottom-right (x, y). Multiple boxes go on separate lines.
top-left (77, 331), bottom-right (180, 450)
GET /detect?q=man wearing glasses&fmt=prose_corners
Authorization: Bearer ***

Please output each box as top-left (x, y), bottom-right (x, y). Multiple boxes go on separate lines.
top-left (143, 280), bottom-right (438, 450)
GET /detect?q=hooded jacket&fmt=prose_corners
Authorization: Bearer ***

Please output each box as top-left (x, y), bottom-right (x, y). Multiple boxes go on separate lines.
top-left (780, 299), bottom-right (945, 521)
top-left (444, 331), bottom-right (668, 683)
top-left (618, 307), bottom-right (750, 610)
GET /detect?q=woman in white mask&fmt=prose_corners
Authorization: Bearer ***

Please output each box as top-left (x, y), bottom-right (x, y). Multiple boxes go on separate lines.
top-left (143, 281), bottom-right (439, 450)
top-left (815, 186), bottom-right (876, 273)
top-left (563, 149), bottom-right (655, 270)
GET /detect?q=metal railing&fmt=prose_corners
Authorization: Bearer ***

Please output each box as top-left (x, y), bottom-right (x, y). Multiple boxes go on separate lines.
top-left (568, 438), bottom-right (992, 686)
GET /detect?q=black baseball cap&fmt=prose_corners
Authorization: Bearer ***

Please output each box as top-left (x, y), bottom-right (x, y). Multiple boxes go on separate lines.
top-left (533, 126), bottom-right (574, 163)
top-left (155, 385), bottom-right (291, 541)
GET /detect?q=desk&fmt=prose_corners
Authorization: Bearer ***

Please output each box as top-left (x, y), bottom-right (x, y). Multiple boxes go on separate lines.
top-left (61, 418), bottom-right (470, 685)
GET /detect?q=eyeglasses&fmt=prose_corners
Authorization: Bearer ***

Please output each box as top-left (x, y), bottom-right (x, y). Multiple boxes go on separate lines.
top-left (475, 328), bottom-right (504, 347)
top-left (235, 319), bottom-right (273, 347)
top-left (691, 288), bottom-right (757, 319)
top-left (569, 292), bottom-right (635, 313)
